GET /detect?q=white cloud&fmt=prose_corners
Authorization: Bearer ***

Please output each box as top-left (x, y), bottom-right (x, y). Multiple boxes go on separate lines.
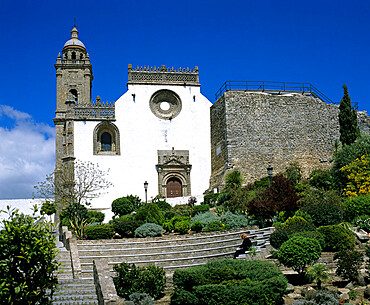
top-left (0, 105), bottom-right (55, 199)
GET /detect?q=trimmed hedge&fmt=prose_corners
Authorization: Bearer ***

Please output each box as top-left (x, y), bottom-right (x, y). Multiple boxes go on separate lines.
top-left (113, 218), bottom-right (144, 238)
top-left (343, 194), bottom-right (370, 222)
top-left (171, 259), bottom-right (287, 305)
top-left (317, 224), bottom-right (355, 252)
top-left (85, 224), bottom-right (113, 240)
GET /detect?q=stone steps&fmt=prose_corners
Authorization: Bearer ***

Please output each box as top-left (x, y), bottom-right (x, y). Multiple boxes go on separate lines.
top-left (76, 228), bottom-right (273, 279)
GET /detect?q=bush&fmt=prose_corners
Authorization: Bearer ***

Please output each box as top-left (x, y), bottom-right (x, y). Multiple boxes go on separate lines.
top-left (127, 293), bottom-right (154, 305)
top-left (134, 223), bottom-right (163, 238)
top-left (220, 211), bottom-right (255, 229)
top-left (85, 224), bottom-right (113, 239)
top-left (202, 220), bottom-right (228, 232)
top-left (155, 200), bottom-right (172, 212)
top-left (40, 200), bottom-right (56, 215)
top-left (135, 203), bottom-right (164, 225)
top-left (277, 236), bottom-right (322, 275)
top-left (302, 203), bottom-right (343, 227)
top-left (162, 221), bottom-right (173, 233)
top-left (86, 210), bottom-right (105, 223)
top-left (171, 259), bottom-right (287, 305)
top-left (317, 225), bottom-right (355, 252)
top-left (164, 210), bottom-right (176, 221)
top-left (309, 169), bottom-right (334, 190)
top-left (270, 229), bottom-right (290, 249)
top-left (343, 194), bottom-right (370, 222)
top-left (113, 262), bottom-right (166, 300)
top-left (170, 215), bottom-right (191, 227)
top-left (113, 218), bottom-right (144, 237)
top-left (172, 205), bottom-right (193, 217)
top-left (191, 211), bottom-right (219, 226)
top-left (112, 197), bottom-right (134, 216)
top-left (174, 221), bottom-right (190, 234)
top-left (293, 290), bottom-right (340, 305)
top-left (203, 193), bottom-right (220, 206)
top-left (292, 231), bottom-right (326, 250)
top-left (0, 208), bottom-right (59, 305)
top-left (335, 249), bottom-right (364, 282)
top-left (191, 221), bottom-right (204, 233)
top-left (191, 204), bottom-right (210, 216)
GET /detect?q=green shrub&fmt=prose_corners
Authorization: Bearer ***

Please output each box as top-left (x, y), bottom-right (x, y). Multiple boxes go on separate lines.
top-left (343, 194), bottom-right (370, 222)
top-left (164, 210), bottom-right (176, 221)
top-left (269, 229), bottom-right (290, 249)
top-left (86, 210), bottom-right (105, 223)
top-left (191, 221), bottom-right (204, 233)
top-left (317, 225), bottom-right (355, 251)
top-left (191, 211), bottom-right (219, 226)
top-left (293, 290), bottom-right (340, 305)
top-left (40, 200), bottom-right (56, 215)
top-left (172, 204), bottom-right (193, 217)
top-left (254, 176), bottom-right (270, 189)
top-left (309, 169), bottom-right (334, 190)
top-left (85, 224), bottom-right (113, 239)
top-left (220, 211), bottom-right (255, 229)
top-left (171, 259), bottom-right (287, 305)
top-left (113, 218), bottom-right (144, 237)
top-left (334, 249), bottom-right (364, 282)
top-left (203, 220), bottom-right (228, 232)
top-left (134, 223), bottom-right (163, 238)
top-left (277, 236), bottom-right (322, 275)
top-left (174, 221), bottom-right (190, 234)
top-left (113, 262), bottom-right (166, 300)
top-left (302, 203), bottom-right (343, 227)
top-left (112, 197), bottom-right (134, 216)
top-left (170, 215), bottom-right (191, 227)
top-left (127, 293), bottom-right (154, 305)
top-left (155, 200), bottom-right (172, 212)
top-left (203, 193), bottom-right (220, 206)
top-left (191, 204), bottom-right (210, 216)
top-left (292, 231), bottom-right (326, 250)
top-left (135, 203), bottom-right (164, 225)
top-left (162, 221), bottom-right (173, 233)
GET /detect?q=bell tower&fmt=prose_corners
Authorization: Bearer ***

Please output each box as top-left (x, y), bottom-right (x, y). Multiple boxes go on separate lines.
top-left (55, 26), bottom-right (93, 113)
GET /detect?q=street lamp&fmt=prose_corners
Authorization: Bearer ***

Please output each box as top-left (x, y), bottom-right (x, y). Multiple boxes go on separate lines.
top-left (267, 165), bottom-right (273, 187)
top-left (144, 181), bottom-right (148, 203)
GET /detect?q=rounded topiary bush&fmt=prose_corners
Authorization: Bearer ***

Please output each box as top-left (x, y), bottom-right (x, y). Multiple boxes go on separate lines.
top-left (112, 197), bottom-right (134, 217)
top-left (134, 223), bottom-right (163, 238)
top-left (85, 224), bottom-right (113, 240)
top-left (292, 230), bottom-right (326, 250)
top-left (220, 211), bottom-right (255, 229)
top-left (203, 220), bottom-right (228, 232)
top-left (270, 229), bottom-right (290, 249)
top-left (277, 236), bottom-right (322, 275)
top-left (317, 224), bottom-right (355, 252)
top-left (86, 210), bottom-right (105, 223)
top-left (171, 259), bottom-right (287, 305)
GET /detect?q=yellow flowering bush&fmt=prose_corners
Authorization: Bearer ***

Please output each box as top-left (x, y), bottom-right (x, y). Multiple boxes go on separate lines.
top-left (340, 154), bottom-right (370, 197)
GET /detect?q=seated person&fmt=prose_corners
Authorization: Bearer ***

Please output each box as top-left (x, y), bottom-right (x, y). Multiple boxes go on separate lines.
top-left (233, 233), bottom-right (252, 259)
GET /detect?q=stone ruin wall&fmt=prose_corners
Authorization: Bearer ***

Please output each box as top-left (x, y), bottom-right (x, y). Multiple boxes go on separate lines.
top-left (209, 91), bottom-right (341, 190)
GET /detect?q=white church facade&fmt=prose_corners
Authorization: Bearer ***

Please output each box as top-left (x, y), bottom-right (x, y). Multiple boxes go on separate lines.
top-left (54, 27), bottom-right (212, 218)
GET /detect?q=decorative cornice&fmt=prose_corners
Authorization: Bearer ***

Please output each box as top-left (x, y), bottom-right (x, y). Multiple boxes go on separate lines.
top-left (128, 64), bottom-right (200, 86)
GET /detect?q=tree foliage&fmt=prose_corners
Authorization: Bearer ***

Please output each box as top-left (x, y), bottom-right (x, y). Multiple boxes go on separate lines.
top-left (340, 154), bottom-right (370, 197)
top-left (224, 170), bottom-right (243, 191)
top-left (34, 159), bottom-right (113, 208)
top-left (247, 175), bottom-right (299, 221)
top-left (339, 84), bottom-right (360, 146)
top-left (0, 207), bottom-right (59, 304)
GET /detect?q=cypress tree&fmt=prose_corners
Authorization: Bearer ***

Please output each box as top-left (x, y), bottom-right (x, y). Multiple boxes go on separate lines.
top-left (339, 84), bottom-right (360, 146)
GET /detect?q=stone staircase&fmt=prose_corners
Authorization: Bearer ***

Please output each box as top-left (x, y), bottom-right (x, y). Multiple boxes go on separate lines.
top-left (76, 227), bottom-right (274, 279)
top-left (52, 242), bottom-right (99, 305)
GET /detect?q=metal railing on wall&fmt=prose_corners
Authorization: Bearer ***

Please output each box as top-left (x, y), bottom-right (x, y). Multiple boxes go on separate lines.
top-left (215, 81), bottom-right (335, 105)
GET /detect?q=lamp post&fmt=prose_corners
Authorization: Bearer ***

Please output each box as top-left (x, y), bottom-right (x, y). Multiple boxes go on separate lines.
top-left (144, 181), bottom-right (148, 203)
top-left (267, 165), bottom-right (273, 187)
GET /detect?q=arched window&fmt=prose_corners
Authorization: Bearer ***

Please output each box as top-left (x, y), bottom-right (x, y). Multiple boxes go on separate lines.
top-left (101, 132), bottom-right (112, 151)
top-left (93, 122), bottom-right (120, 155)
top-left (72, 52), bottom-right (76, 60)
top-left (80, 53), bottom-right (84, 60)
top-left (69, 89), bottom-right (78, 103)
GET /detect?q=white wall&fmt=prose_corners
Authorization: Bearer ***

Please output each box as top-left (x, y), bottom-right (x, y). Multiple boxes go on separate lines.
top-left (73, 84), bottom-right (212, 221)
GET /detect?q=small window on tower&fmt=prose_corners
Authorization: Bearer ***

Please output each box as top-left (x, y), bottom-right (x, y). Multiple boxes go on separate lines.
top-left (69, 89), bottom-right (78, 103)
top-left (80, 53), bottom-right (83, 60)
top-left (72, 52), bottom-right (76, 60)
top-left (101, 132), bottom-right (112, 151)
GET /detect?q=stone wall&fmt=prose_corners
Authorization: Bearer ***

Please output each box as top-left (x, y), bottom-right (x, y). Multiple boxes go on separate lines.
top-left (209, 91), bottom-right (340, 190)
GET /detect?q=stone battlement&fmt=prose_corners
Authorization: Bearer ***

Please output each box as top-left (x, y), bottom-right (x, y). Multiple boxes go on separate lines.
top-left (128, 64), bottom-right (199, 86)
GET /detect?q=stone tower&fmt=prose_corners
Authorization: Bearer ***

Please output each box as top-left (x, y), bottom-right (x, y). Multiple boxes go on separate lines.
top-left (53, 26), bottom-right (93, 206)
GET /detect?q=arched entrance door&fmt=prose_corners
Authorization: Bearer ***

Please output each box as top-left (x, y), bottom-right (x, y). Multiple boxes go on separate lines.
top-left (167, 177), bottom-right (182, 198)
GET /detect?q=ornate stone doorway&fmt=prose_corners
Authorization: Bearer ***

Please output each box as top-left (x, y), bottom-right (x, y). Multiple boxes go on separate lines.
top-left (156, 148), bottom-right (192, 198)
top-left (166, 177), bottom-right (182, 197)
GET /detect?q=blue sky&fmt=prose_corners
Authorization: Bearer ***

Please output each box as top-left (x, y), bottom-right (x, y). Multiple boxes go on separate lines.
top-left (0, 0), bottom-right (369, 199)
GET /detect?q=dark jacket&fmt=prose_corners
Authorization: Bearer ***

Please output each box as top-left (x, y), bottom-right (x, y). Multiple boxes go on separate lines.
top-left (241, 237), bottom-right (252, 251)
